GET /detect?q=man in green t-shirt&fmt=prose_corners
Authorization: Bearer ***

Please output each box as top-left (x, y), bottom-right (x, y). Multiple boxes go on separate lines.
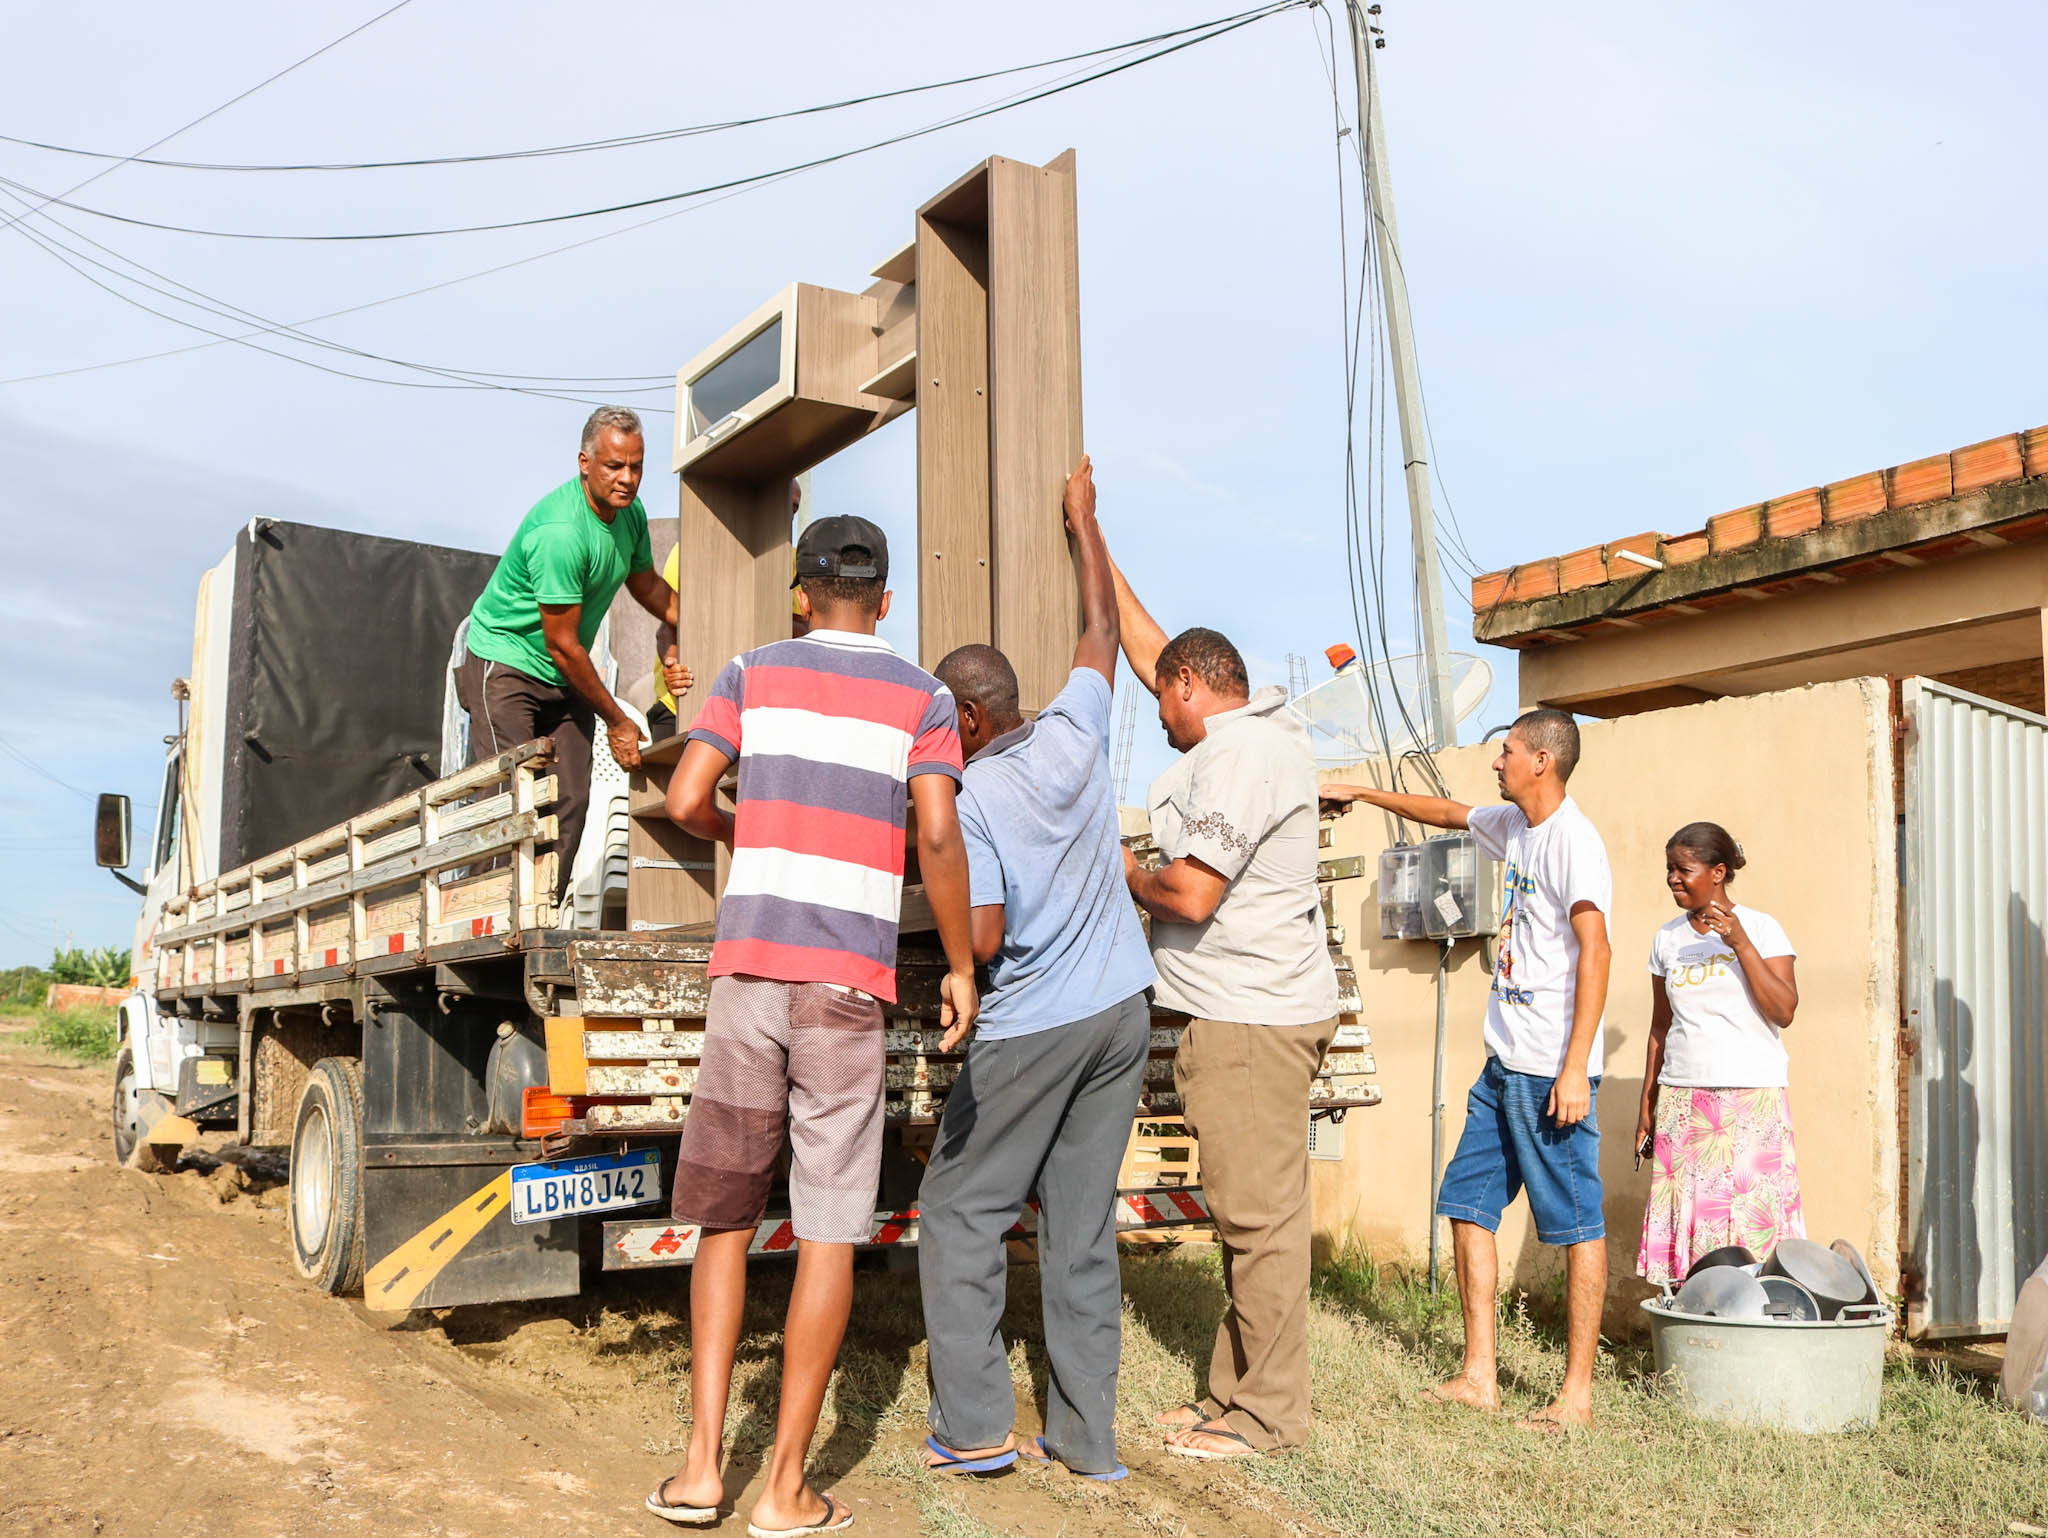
top-left (456, 405), bottom-right (691, 900)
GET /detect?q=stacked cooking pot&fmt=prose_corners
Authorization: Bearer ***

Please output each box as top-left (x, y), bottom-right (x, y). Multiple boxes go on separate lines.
top-left (1641, 1238), bottom-right (1893, 1432)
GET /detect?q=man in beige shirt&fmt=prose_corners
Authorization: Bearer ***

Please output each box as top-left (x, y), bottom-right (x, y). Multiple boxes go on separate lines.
top-left (1108, 543), bottom-right (1340, 1460)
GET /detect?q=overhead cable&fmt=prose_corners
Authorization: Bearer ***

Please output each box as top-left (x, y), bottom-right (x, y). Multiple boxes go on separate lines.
top-left (2, 6), bottom-right (1291, 398)
top-left (0, 0), bottom-right (416, 237)
top-left (0, 183), bottom-right (668, 407)
top-left (0, 11), bottom-right (1280, 175)
top-left (8, 2), bottom-right (1306, 242)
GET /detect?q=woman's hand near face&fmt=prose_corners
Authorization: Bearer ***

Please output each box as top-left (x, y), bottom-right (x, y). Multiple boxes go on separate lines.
top-left (1699, 899), bottom-right (1749, 949)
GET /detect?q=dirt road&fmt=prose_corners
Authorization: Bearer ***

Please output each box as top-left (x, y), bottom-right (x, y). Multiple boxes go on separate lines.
top-left (0, 1039), bottom-right (1304, 1538)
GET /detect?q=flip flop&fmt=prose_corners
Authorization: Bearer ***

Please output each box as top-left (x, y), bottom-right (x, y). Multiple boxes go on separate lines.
top-left (1018, 1436), bottom-right (1128, 1482)
top-left (1163, 1423), bottom-right (1261, 1461)
top-left (747, 1488), bottom-right (853, 1537)
top-left (922, 1434), bottom-right (1018, 1475)
top-left (1152, 1400), bottom-right (1209, 1428)
top-left (645, 1476), bottom-right (718, 1525)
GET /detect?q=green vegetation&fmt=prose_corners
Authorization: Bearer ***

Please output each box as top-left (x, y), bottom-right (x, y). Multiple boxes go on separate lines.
top-left (0, 945), bottom-right (133, 1011)
top-left (587, 1244), bottom-right (2046, 1538)
top-left (1, 964), bottom-right (49, 1007)
top-left (14, 1004), bottom-right (119, 1062)
top-left (49, 945), bottom-right (131, 987)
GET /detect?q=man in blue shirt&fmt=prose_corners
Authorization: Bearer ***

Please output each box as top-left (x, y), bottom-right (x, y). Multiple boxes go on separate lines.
top-left (919, 457), bottom-right (1156, 1482)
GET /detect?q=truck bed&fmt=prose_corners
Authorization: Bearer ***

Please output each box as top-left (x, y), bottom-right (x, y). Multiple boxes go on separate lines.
top-left (146, 736), bottom-right (1380, 1306)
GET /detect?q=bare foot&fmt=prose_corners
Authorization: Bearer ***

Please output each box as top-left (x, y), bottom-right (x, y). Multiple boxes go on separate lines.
top-left (749, 1485), bottom-right (849, 1534)
top-left (652, 1468), bottom-right (723, 1513)
top-left (1153, 1401), bottom-right (1210, 1430)
top-left (1420, 1372), bottom-right (1501, 1412)
top-left (923, 1434), bottom-right (1016, 1469)
top-left (1163, 1421), bottom-right (1261, 1460)
top-left (1517, 1397), bottom-right (1593, 1433)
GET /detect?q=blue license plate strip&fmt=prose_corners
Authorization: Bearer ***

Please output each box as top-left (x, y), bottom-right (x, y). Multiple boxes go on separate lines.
top-left (509, 1148), bottom-right (661, 1226)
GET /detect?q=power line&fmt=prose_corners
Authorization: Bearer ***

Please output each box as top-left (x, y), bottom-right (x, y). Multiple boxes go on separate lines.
top-left (0, 0), bottom-right (417, 237)
top-left (1, 6), bottom-right (1296, 403)
top-left (0, 187), bottom-right (662, 409)
top-left (11, 3), bottom-right (1306, 243)
top-left (0, 736), bottom-right (94, 801)
top-left (0, 14), bottom-right (1267, 176)
top-left (0, 19), bottom-right (1220, 391)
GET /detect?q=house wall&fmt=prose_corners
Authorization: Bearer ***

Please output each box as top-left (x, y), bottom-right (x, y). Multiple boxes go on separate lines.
top-left (1310, 678), bottom-right (1901, 1327)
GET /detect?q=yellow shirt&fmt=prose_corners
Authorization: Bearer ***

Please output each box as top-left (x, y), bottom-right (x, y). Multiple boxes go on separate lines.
top-left (653, 543), bottom-right (806, 712)
top-left (654, 546), bottom-right (682, 714)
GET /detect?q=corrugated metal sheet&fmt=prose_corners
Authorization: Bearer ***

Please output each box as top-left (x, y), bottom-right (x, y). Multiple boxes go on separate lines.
top-left (1903, 678), bottom-right (2048, 1338)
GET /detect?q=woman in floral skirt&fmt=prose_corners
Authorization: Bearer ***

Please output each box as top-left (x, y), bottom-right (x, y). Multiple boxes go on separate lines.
top-left (1635, 821), bottom-right (1803, 1285)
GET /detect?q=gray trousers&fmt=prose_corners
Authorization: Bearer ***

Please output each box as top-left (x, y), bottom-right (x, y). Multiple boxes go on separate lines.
top-left (919, 991), bottom-right (1151, 1474)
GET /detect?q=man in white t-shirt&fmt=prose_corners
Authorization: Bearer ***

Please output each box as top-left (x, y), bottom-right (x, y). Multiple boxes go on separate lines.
top-left (1322, 709), bottom-right (1613, 1430)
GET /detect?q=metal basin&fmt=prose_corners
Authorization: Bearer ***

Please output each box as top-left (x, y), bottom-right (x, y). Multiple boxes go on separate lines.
top-left (1686, 1245), bottom-right (1758, 1280)
top-left (1759, 1276), bottom-right (1822, 1321)
top-left (1765, 1239), bottom-right (1868, 1319)
top-left (1829, 1239), bottom-right (1881, 1308)
top-left (1643, 1298), bottom-right (1893, 1432)
top-left (1675, 1264), bottom-right (1770, 1320)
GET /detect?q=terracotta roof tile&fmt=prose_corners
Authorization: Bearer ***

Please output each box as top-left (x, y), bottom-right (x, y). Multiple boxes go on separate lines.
top-left (1887, 453), bottom-right (1953, 508)
top-left (1952, 434), bottom-right (2024, 494)
top-left (1471, 421), bottom-right (2048, 638)
top-left (1662, 530), bottom-right (1709, 565)
top-left (2025, 426), bottom-right (2048, 477)
top-left (1763, 487), bottom-right (1824, 538)
top-left (1707, 504), bottom-right (1764, 553)
top-left (1822, 470), bottom-right (1887, 524)
top-left (1558, 545), bottom-right (1607, 592)
top-left (1507, 559), bottom-right (1559, 602)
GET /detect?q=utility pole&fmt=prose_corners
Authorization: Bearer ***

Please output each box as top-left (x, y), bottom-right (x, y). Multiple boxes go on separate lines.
top-left (1345, 1), bottom-right (1458, 752)
top-left (1347, 1), bottom-right (1460, 1297)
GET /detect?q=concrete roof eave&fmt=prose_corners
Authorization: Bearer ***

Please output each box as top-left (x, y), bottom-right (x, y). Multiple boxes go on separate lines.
top-left (1475, 476), bottom-right (2048, 646)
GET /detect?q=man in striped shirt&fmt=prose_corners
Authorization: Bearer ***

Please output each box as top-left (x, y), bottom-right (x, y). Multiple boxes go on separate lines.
top-left (649, 515), bottom-right (978, 1537)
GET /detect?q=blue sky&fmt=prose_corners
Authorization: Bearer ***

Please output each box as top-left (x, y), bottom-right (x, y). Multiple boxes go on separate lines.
top-left (2, 0), bottom-right (2044, 966)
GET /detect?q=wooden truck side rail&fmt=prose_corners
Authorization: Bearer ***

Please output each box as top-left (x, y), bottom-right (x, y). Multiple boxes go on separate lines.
top-left (537, 936), bottom-right (1380, 1133)
top-left (151, 740), bottom-right (561, 997)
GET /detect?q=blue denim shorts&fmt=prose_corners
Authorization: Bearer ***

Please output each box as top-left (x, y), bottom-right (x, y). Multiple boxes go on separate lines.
top-left (1435, 1057), bottom-right (1604, 1245)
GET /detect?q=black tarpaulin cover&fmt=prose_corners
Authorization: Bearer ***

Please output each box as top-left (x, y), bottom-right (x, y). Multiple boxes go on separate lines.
top-left (219, 519), bottom-right (499, 872)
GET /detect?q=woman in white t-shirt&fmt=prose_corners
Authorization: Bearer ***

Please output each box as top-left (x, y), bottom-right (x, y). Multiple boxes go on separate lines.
top-left (1635, 821), bottom-right (1803, 1285)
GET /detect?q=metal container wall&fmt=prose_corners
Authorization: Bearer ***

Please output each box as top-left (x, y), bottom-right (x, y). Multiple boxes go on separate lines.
top-left (1902, 678), bottom-right (2048, 1338)
top-left (1642, 1300), bottom-right (1891, 1432)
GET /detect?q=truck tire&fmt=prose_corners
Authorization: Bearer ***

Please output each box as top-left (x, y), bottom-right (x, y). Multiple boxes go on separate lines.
top-left (112, 1047), bottom-right (146, 1164)
top-left (288, 1057), bottom-right (365, 1294)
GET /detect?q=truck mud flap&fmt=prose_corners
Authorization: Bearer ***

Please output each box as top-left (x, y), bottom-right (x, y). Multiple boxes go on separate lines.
top-left (361, 1146), bottom-right (580, 1312)
top-left (358, 982), bottom-right (578, 1311)
top-left (603, 1187), bottom-right (1214, 1269)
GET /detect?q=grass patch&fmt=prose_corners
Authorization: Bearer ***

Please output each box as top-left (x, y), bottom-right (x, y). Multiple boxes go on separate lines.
top-left (14, 1004), bottom-right (118, 1062)
top-left (575, 1242), bottom-right (2041, 1538)
top-left (1217, 1244), bottom-right (2048, 1538)
top-left (871, 1449), bottom-right (1007, 1538)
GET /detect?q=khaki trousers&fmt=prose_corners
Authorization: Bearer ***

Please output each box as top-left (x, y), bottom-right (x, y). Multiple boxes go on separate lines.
top-left (1173, 1015), bottom-right (1336, 1451)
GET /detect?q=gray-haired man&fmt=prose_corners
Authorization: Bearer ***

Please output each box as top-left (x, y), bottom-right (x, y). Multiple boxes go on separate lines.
top-left (456, 406), bottom-right (691, 898)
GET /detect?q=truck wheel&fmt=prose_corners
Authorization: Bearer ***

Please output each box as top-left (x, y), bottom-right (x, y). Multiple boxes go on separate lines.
top-left (289, 1057), bottom-right (365, 1294)
top-left (112, 1047), bottom-right (147, 1164)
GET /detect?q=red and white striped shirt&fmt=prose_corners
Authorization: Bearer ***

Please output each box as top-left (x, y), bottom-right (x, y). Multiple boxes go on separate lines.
top-left (686, 629), bottom-right (962, 1000)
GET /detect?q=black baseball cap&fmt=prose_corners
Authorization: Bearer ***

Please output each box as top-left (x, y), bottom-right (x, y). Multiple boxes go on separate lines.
top-left (792, 515), bottom-right (889, 587)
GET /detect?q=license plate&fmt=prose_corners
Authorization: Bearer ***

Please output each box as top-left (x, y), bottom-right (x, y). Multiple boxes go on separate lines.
top-left (509, 1148), bottom-right (661, 1226)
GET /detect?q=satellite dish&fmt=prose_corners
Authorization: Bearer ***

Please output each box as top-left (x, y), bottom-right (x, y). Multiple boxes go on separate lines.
top-left (1286, 649), bottom-right (1493, 768)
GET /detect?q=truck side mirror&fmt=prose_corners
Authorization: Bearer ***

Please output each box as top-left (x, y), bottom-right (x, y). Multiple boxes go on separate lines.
top-left (94, 793), bottom-right (131, 869)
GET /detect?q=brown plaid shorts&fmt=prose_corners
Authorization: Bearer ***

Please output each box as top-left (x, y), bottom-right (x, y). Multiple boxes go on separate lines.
top-left (670, 975), bottom-right (886, 1244)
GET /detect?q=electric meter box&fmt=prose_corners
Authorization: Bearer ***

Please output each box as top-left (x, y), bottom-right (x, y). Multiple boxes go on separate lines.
top-left (1420, 832), bottom-right (1501, 939)
top-left (1378, 844), bottom-right (1426, 940)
